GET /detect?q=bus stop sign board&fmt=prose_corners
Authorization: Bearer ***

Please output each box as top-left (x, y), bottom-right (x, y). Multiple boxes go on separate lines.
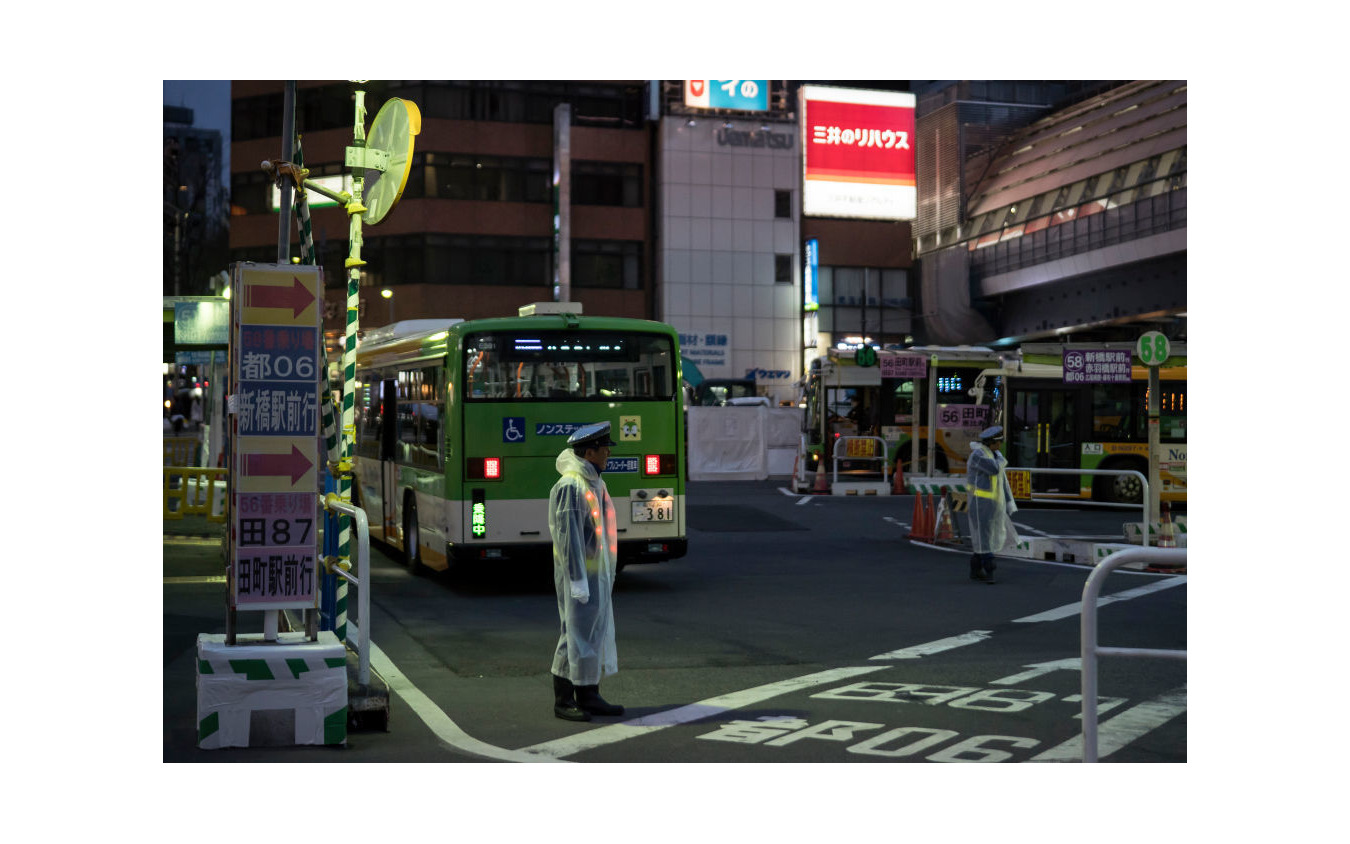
top-left (229, 263), bottom-right (323, 611)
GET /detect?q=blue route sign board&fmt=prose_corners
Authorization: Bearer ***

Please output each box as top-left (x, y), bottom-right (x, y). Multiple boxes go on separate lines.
top-left (236, 324), bottom-right (321, 436)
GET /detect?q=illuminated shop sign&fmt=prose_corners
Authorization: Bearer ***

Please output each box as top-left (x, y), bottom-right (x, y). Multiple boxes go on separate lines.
top-left (271, 174), bottom-right (353, 211)
top-left (804, 239), bottom-right (819, 312)
top-left (685, 80), bottom-right (769, 112)
top-left (800, 85), bottom-right (916, 221)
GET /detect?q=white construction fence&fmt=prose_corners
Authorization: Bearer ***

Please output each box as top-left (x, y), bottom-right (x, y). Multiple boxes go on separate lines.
top-left (687, 405), bottom-right (803, 481)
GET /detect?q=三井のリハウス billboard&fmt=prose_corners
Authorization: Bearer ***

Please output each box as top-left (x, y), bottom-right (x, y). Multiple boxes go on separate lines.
top-left (800, 85), bottom-right (916, 221)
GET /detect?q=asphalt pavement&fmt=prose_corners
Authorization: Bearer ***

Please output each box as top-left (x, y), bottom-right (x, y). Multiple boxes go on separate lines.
top-left (163, 480), bottom-right (1184, 763)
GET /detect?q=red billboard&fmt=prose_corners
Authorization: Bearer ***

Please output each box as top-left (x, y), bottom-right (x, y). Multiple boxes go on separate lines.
top-left (801, 86), bottom-right (916, 220)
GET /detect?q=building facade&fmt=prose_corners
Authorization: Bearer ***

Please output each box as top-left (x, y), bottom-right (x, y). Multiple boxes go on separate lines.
top-left (912, 80), bottom-right (1186, 345)
top-left (226, 81), bottom-right (1181, 403)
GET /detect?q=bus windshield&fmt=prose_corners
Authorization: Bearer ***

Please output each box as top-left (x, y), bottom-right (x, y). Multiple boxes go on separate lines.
top-left (465, 330), bottom-right (676, 401)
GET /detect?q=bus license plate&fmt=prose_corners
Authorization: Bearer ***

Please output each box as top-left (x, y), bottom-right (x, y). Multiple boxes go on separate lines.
top-left (632, 499), bottom-right (673, 522)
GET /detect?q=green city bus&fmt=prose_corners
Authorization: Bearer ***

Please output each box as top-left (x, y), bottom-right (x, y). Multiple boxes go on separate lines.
top-left (352, 305), bottom-right (687, 573)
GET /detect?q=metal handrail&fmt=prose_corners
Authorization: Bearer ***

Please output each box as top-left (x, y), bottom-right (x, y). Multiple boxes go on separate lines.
top-left (321, 493), bottom-right (371, 686)
top-left (1005, 466), bottom-right (1149, 544)
top-left (1080, 546), bottom-right (1187, 762)
top-left (832, 436), bottom-right (890, 485)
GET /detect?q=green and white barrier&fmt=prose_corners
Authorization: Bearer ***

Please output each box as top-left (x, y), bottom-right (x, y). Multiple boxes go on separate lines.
top-left (196, 631), bottom-right (347, 749)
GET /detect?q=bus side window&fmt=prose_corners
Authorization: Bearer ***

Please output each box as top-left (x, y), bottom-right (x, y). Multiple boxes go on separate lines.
top-left (380, 379), bottom-right (398, 460)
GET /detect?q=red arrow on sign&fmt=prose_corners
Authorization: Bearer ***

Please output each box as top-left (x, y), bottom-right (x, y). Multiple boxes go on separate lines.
top-left (246, 277), bottom-right (313, 318)
top-left (244, 445), bottom-right (313, 485)
top-left (690, 80), bottom-right (705, 97)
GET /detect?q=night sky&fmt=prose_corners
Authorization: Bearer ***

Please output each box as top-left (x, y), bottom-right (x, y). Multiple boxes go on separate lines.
top-left (164, 80), bottom-right (230, 181)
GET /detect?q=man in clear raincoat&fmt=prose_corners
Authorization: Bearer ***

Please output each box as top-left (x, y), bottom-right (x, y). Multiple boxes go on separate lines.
top-left (548, 422), bottom-right (623, 721)
top-left (966, 425), bottom-right (1019, 583)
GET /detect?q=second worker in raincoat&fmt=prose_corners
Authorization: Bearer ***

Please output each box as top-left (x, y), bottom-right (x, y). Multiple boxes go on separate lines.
top-left (548, 422), bottom-right (623, 721)
top-left (966, 425), bottom-right (1019, 582)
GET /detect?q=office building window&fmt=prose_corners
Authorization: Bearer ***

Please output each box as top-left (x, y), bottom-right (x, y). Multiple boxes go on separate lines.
top-left (572, 240), bottom-right (642, 289)
top-left (775, 190), bottom-right (792, 219)
top-left (775, 254), bottom-right (793, 283)
top-left (420, 153), bottom-right (551, 203)
top-left (573, 161), bottom-right (643, 207)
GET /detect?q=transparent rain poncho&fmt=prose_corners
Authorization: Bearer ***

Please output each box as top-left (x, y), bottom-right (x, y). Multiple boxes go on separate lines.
top-left (966, 441), bottom-right (1020, 555)
top-left (548, 447), bottom-right (619, 685)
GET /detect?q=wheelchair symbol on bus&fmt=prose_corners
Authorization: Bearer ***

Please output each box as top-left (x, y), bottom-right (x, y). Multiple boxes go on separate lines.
top-left (503, 417), bottom-right (526, 443)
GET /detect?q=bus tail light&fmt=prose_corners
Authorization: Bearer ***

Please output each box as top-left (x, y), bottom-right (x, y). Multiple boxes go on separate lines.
top-left (467, 458), bottom-right (503, 480)
top-left (643, 454), bottom-right (676, 476)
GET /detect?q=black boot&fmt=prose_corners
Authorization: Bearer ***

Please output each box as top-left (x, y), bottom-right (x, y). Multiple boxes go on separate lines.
top-left (969, 555), bottom-right (988, 581)
top-left (575, 684), bottom-right (624, 717)
top-left (983, 555), bottom-right (997, 584)
top-left (553, 675), bottom-right (591, 722)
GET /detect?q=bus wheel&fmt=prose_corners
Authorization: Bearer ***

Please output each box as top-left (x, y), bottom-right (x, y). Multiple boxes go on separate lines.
top-left (403, 493), bottom-right (423, 575)
top-left (1096, 460), bottom-right (1145, 504)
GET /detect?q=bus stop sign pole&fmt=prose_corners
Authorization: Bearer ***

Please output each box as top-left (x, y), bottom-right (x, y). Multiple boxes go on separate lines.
top-left (1137, 331), bottom-right (1170, 541)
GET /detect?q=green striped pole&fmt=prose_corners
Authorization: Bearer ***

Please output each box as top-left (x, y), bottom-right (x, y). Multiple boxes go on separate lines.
top-left (335, 86), bottom-right (369, 647)
top-left (292, 135), bottom-right (346, 640)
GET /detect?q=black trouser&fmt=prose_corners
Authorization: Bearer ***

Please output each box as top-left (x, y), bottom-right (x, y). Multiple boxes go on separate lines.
top-left (969, 553), bottom-right (994, 577)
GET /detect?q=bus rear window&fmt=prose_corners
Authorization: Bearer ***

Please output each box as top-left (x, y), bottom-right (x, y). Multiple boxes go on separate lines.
top-left (465, 331), bottom-right (675, 401)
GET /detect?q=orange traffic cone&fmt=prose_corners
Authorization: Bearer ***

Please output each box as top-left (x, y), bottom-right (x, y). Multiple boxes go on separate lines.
top-left (924, 492), bottom-right (938, 541)
top-left (892, 459), bottom-right (905, 495)
top-left (813, 457), bottom-right (830, 494)
top-left (907, 491), bottom-right (926, 539)
top-left (1157, 501), bottom-right (1177, 548)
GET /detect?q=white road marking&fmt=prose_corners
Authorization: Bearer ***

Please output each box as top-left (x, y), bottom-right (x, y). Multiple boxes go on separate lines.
top-left (337, 554), bottom-right (1182, 762)
top-left (796, 495), bottom-right (816, 506)
top-left (517, 665), bottom-right (889, 760)
top-left (990, 658), bottom-right (1081, 685)
top-left (1012, 576), bottom-right (1186, 623)
top-left (1028, 685), bottom-right (1187, 762)
top-left (870, 631), bottom-right (993, 661)
top-left (364, 635), bottom-right (565, 763)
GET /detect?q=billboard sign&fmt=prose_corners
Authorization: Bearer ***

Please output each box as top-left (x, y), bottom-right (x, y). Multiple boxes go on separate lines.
top-left (800, 85), bottom-right (916, 220)
top-left (685, 80), bottom-right (769, 112)
top-left (804, 239), bottom-right (819, 312)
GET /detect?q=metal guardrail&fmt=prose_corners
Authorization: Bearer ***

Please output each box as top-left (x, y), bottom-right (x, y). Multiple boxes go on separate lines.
top-left (1006, 466), bottom-right (1149, 544)
top-left (1080, 546), bottom-right (1187, 762)
top-left (163, 467), bottom-right (228, 521)
top-left (321, 493), bottom-right (372, 686)
top-left (832, 436), bottom-right (890, 486)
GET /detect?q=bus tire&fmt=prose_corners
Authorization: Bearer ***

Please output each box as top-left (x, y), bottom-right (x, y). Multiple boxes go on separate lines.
top-left (1095, 458), bottom-right (1146, 504)
top-left (403, 492), bottom-right (423, 575)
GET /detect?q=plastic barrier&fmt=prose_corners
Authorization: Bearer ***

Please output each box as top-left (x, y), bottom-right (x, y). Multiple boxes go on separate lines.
top-left (164, 467), bottom-right (227, 522)
top-left (832, 436), bottom-right (890, 486)
top-left (163, 436), bottom-right (203, 467)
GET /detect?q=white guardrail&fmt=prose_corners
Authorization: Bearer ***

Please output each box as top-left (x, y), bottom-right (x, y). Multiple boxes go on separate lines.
top-left (1080, 546), bottom-right (1187, 762)
top-left (321, 494), bottom-right (372, 686)
top-left (1006, 466), bottom-right (1150, 544)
